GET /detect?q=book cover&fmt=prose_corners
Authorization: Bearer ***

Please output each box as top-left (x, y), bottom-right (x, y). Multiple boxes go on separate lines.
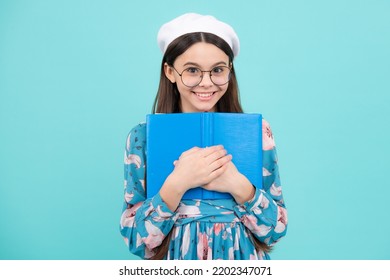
top-left (146, 112), bottom-right (263, 199)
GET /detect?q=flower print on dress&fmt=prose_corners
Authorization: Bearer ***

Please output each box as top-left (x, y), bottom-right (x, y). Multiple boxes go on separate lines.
top-left (180, 224), bottom-right (191, 257)
top-left (275, 207), bottom-right (288, 233)
top-left (262, 119), bottom-right (275, 151)
top-left (270, 183), bottom-right (283, 197)
top-left (263, 167), bottom-right (272, 176)
top-left (143, 220), bottom-right (165, 248)
top-left (197, 231), bottom-right (211, 259)
top-left (241, 215), bottom-right (272, 237)
top-left (156, 205), bottom-right (173, 218)
top-left (124, 151), bottom-right (141, 168)
top-left (139, 179), bottom-right (145, 191)
top-left (213, 223), bottom-right (223, 236)
top-left (177, 203), bottom-right (201, 218)
top-left (120, 201), bottom-right (142, 228)
top-left (124, 191), bottom-right (134, 203)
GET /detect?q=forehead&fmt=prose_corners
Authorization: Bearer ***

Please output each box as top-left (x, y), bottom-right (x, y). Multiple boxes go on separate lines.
top-left (174, 42), bottom-right (229, 67)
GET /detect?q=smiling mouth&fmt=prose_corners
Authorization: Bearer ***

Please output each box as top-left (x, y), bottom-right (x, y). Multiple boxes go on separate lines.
top-left (194, 92), bottom-right (215, 98)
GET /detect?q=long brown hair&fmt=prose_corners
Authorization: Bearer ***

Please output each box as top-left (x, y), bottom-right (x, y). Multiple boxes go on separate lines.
top-left (152, 32), bottom-right (243, 114)
top-left (148, 32), bottom-right (271, 259)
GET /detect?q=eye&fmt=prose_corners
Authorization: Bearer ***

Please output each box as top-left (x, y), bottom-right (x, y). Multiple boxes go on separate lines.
top-left (212, 67), bottom-right (225, 74)
top-left (185, 67), bottom-right (200, 74)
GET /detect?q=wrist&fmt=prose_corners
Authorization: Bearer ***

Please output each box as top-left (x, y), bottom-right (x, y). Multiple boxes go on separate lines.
top-left (159, 173), bottom-right (187, 212)
top-left (231, 174), bottom-right (255, 204)
top-left (163, 173), bottom-right (188, 196)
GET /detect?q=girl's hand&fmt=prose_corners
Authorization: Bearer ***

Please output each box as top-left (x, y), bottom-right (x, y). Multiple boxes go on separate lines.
top-left (169, 145), bottom-right (232, 193)
top-left (160, 145), bottom-right (232, 211)
top-left (203, 161), bottom-right (255, 204)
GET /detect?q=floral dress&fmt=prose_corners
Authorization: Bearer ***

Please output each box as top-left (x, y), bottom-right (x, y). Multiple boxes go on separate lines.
top-left (120, 118), bottom-right (288, 260)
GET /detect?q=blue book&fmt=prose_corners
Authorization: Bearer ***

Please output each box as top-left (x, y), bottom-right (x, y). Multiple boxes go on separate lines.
top-left (146, 112), bottom-right (263, 199)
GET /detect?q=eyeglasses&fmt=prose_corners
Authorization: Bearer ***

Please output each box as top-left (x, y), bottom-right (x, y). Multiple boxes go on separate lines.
top-left (170, 65), bottom-right (231, 87)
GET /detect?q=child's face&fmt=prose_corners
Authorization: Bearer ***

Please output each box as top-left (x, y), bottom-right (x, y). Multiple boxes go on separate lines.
top-left (165, 42), bottom-right (230, 112)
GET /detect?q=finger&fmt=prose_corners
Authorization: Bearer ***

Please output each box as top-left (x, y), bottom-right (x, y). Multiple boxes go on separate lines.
top-left (209, 154), bottom-right (232, 171)
top-left (205, 148), bottom-right (228, 165)
top-left (179, 146), bottom-right (201, 158)
top-left (209, 160), bottom-right (229, 179)
top-left (201, 145), bottom-right (224, 157)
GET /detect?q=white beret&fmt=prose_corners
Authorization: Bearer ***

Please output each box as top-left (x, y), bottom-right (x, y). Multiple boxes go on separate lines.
top-left (157, 13), bottom-right (240, 57)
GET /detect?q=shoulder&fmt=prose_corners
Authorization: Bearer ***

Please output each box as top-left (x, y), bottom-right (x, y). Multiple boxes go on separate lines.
top-left (261, 118), bottom-right (273, 134)
top-left (125, 122), bottom-right (146, 152)
top-left (261, 117), bottom-right (276, 150)
top-left (128, 122), bottom-right (146, 136)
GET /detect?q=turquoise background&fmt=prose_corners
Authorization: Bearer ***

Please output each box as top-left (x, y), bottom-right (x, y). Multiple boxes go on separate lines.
top-left (1, 0), bottom-right (389, 260)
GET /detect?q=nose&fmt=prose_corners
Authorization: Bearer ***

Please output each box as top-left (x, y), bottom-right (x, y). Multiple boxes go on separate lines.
top-left (198, 71), bottom-right (213, 87)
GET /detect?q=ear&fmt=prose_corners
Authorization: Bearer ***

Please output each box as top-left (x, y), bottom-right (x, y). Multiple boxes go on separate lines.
top-left (164, 63), bottom-right (176, 83)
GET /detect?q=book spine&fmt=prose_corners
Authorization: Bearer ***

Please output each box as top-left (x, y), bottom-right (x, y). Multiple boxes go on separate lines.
top-left (200, 113), bottom-right (213, 199)
top-left (201, 113), bottom-right (212, 147)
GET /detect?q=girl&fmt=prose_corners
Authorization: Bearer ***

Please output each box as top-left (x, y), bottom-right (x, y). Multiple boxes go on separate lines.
top-left (120, 13), bottom-right (287, 260)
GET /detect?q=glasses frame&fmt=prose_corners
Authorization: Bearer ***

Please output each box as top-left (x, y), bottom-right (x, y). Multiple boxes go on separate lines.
top-left (170, 65), bottom-right (232, 87)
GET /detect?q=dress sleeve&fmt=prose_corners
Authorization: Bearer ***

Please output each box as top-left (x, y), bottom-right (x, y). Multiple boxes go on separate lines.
top-left (234, 118), bottom-right (288, 246)
top-left (119, 124), bottom-right (178, 259)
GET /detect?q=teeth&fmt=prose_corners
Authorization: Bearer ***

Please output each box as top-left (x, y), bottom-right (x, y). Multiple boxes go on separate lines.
top-left (196, 92), bottom-right (213, 98)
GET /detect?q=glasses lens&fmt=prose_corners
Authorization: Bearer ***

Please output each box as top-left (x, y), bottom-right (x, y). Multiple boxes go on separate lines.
top-left (210, 66), bottom-right (231, 86)
top-left (180, 67), bottom-right (202, 87)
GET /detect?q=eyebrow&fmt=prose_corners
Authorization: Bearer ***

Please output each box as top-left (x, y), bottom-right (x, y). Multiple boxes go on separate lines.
top-left (182, 61), bottom-right (228, 68)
